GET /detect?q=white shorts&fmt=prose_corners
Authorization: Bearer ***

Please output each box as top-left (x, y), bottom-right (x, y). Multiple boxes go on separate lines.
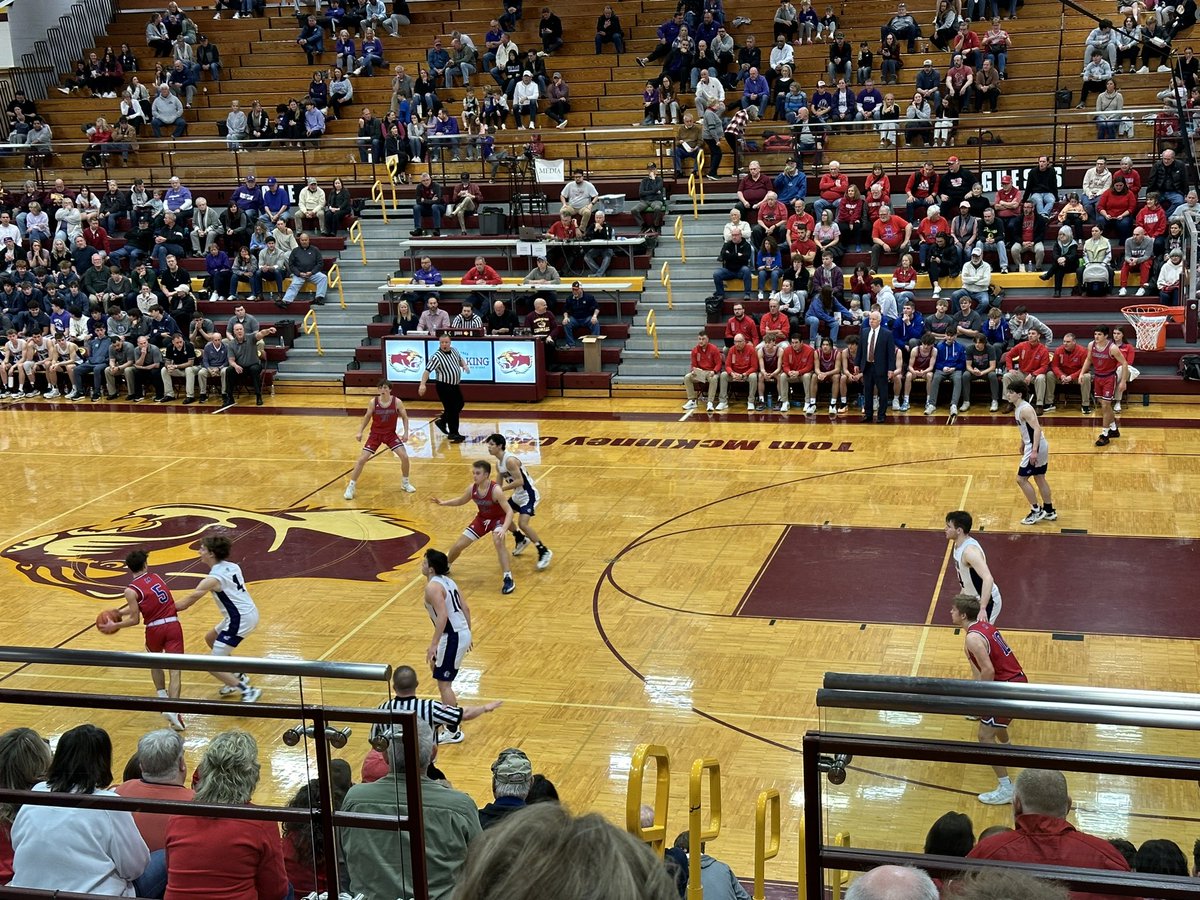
top-left (432, 628), bottom-right (471, 681)
top-left (215, 606), bottom-right (260, 648)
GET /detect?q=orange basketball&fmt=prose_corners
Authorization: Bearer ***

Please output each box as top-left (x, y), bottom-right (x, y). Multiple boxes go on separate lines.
top-left (95, 609), bottom-right (121, 635)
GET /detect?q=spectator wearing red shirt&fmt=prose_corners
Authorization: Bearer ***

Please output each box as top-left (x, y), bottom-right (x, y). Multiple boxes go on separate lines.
top-left (813, 160), bottom-right (849, 219)
top-left (724, 302), bottom-right (760, 347)
top-left (915, 204), bottom-right (950, 269)
top-left (1002, 329), bottom-right (1052, 410)
top-left (787, 202), bottom-right (817, 247)
top-left (683, 330), bottom-right (723, 410)
top-left (753, 192), bottom-right (789, 248)
top-left (759, 297), bottom-right (791, 341)
top-left (864, 182), bottom-right (888, 224)
top-left (904, 161), bottom-right (940, 222)
top-left (1095, 179), bottom-right (1137, 240)
top-left (114, 730), bottom-right (195, 855)
top-left (719, 332), bottom-right (760, 410)
top-left (968, 768), bottom-right (1131, 900)
top-left (461, 254), bottom-right (504, 309)
top-left (735, 161), bottom-right (771, 223)
top-left (789, 224), bottom-right (818, 281)
top-left (865, 163), bottom-right (891, 202)
top-left (1111, 156), bottom-right (1142, 196)
top-left (869, 206), bottom-right (912, 269)
top-left (1047, 332), bottom-right (1092, 413)
top-left (835, 184), bottom-right (866, 251)
top-left (951, 21), bottom-right (982, 67)
top-left (547, 211), bottom-right (579, 240)
top-left (82, 218), bottom-right (112, 255)
top-left (1134, 192), bottom-right (1168, 253)
top-left (781, 333), bottom-right (815, 412)
top-left (164, 731), bottom-right (289, 900)
top-left (993, 174), bottom-right (1023, 241)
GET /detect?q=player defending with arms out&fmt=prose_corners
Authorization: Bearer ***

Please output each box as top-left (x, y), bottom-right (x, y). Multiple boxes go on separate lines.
top-left (103, 550), bottom-right (187, 731)
top-left (1079, 324), bottom-right (1129, 447)
top-left (1006, 382), bottom-right (1057, 525)
top-left (431, 459), bottom-right (516, 594)
top-left (175, 534), bottom-right (262, 702)
top-left (945, 510), bottom-right (1002, 622)
top-left (422, 549), bottom-right (474, 742)
top-left (345, 380), bottom-right (416, 500)
top-left (485, 433), bottom-right (552, 571)
top-left (950, 592), bottom-right (1028, 805)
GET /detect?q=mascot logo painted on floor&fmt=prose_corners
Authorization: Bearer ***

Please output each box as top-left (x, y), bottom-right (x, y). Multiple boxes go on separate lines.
top-left (1, 505), bottom-right (430, 600)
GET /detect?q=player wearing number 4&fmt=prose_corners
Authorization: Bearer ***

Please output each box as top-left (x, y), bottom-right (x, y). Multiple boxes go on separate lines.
top-left (1006, 381), bottom-right (1057, 526)
top-left (485, 433), bottom-right (552, 571)
top-left (950, 592), bottom-right (1028, 806)
top-left (345, 380), bottom-right (416, 500)
top-left (423, 549), bottom-right (473, 725)
top-left (98, 550), bottom-right (187, 731)
top-left (431, 459), bottom-right (516, 594)
top-left (174, 534), bottom-right (262, 703)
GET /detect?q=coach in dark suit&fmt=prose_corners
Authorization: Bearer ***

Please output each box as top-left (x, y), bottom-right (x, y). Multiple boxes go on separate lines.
top-left (857, 310), bottom-right (896, 422)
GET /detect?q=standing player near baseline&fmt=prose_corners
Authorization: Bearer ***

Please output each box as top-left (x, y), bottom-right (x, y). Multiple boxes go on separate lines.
top-left (431, 459), bottom-right (516, 594)
top-left (944, 510), bottom-right (1002, 623)
top-left (1078, 324), bottom-right (1129, 448)
top-left (104, 550), bottom-right (187, 731)
top-left (422, 549), bottom-right (474, 742)
top-left (1005, 382), bottom-right (1057, 526)
top-left (175, 535), bottom-right (262, 702)
top-left (485, 433), bottom-right (552, 571)
top-left (950, 592), bottom-right (1028, 805)
top-left (345, 380), bottom-right (417, 500)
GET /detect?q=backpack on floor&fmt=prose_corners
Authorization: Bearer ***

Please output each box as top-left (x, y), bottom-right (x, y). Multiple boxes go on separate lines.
top-left (1180, 354), bottom-right (1200, 381)
top-left (705, 295), bottom-right (724, 323)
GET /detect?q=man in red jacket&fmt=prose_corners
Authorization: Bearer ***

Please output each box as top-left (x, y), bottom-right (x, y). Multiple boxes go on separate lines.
top-left (1047, 332), bottom-right (1092, 413)
top-left (1002, 328), bottom-right (1051, 411)
top-left (724, 302), bottom-right (760, 347)
top-left (968, 768), bottom-right (1131, 900)
top-left (718, 332), bottom-right (759, 411)
top-left (758, 297), bottom-right (791, 341)
top-left (683, 330), bottom-right (723, 411)
top-left (781, 333), bottom-right (814, 413)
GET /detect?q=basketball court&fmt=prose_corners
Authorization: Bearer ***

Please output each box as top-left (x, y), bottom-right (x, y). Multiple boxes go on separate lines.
top-left (1, 393), bottom-right (1199, 881)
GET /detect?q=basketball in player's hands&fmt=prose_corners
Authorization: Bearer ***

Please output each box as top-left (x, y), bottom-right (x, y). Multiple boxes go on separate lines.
top-left (96, 609), bottom-right (121, 635)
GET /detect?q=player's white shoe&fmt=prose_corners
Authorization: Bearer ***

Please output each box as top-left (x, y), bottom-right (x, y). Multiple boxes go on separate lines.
top-left (1114, 401), bottom-right (1121, 413)
top-left (891, 397), bottom-right (900, 410)
top-left (220, 675), bottom-right (248, 696)
top-left (1021, 508), bottom-right (1046, 525)
top-left (536, 548), bottom-right (553, 570)
top-left (1042, 509), bottom-right (1058, 521)
top-left (344, 482), bottom-right (356, 500)
top-left (780, 401), bottom-right (789, 412)
top-left (924, 404), bottom-right (935, 415)
top-left (978, 784), bottom-right (1015, 805)
top-left (439, 729), bottom-right (465, 744)
top-left (241, 686), bottom-right (263, 703)
top-left (949, 404), bottom-right (958, 416)
top-left (401, 479), bottom-right (416, 493)
top-left (682, 399), bottom-right (697, 410)
top-left (706, 401), bottom-right (714, 412)
top-left (162, 711), bottom-right (186, 731)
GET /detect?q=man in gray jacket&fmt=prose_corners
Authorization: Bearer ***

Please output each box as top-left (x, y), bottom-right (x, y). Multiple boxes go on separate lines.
top-left (151, 84), bottom-right (186, 138)
top-left (672, 832), bottom-right (751, 900)
top-left (256, 236), bottom-right (288, 300)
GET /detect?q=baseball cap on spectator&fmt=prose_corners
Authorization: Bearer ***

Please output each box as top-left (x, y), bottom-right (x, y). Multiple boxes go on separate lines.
top-left (307, 177), bottom-right (318, 185)
top-left (571, 280), bottom-right (582, 287)
top-left (267, 177), bottom-right (278, 185)
top-left (959, 201), bottom-right (970, 208)
top-left (971, 246), bottom-right (983, 256)
top-left (1001, 174), bottom-right (1012, 183)
top-left (817, 80), bottom-right (826, 87)
top-left (460, 172), bottom-right (471, 181)
top-left (245, 174), bottom-right (256, 181)
top-left (522, 70), bottom-right (533, 77)
top-left (948, 155), bottom-right (959, 164)
top-left (491, 748), bottom-right (532, 784)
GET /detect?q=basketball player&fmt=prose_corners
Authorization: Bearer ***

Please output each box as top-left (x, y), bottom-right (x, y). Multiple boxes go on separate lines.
top-left (175, 534), bottom-right (262, 702)
top-left (1079, 324), bottom-right (1129, 447)
top-left (106, 550), bottom-right (187, 731)
top-left (422, 548), bottom-right (474, 738)
top-left (345, 380), bottom-right (416, 500)
top-left (485, 433), bottom-right (552, 570)
top-left (944, 510), bottom-right (1002, 622)
top-left (950, 593), bottom-right (1028, 805)
top-left (431, 460), bottom-right (516, 594)
top-left (1005, 382), bottom-right (1057, 526)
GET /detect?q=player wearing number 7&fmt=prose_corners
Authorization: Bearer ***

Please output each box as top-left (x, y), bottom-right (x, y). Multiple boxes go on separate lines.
top-left (431, 459), bottom-right (516, 595)
top-left (345, 380), bottom-right (416, 500)
top-left (174, 534), bottom-right (262, 703)
top-left (102, 550), bottom-right (187, 732)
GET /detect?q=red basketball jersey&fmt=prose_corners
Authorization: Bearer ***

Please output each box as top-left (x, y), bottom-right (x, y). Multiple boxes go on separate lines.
top-left (369, 396), bottom-right (399, 438)
top-left (1089, 340), bottom-right (1120, 377)
top-left (128, 572), bottom-right (179, 624)
top-left (471, 480), bottom-right (501, 516)
top-left (966, 621), bottom-right (1026, 682)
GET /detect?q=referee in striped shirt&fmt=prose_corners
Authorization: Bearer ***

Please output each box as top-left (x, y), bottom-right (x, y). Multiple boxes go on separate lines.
top-left (370, 665), bottom-right (501, 747)
top-left (419, 333), bottom-right (471, 443)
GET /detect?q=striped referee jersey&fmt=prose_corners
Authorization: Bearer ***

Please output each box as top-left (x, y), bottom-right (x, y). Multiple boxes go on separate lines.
top-left (425, 347), bottom-right (466, 384)
top-left (370, 695), bottom-right (464, 744)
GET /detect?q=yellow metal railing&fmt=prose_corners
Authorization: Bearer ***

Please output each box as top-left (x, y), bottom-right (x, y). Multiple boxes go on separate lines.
top-left (673, 215), bottom-right (686, 263)
top-left (382, 157), bottom-right (402, 209)
top-left (696, 149), bottom-right (706, 204)
top-left (830, 831), bottom-right (851, 900)
top-left (370, 180), bottom-right (389, 224)
top-left (327, 261), bottom-right (346, 310)
top-left (659, 261), bottom-right (672, 310)
top-left (348, 219), bottom-right (367, 265)
top-left (646, 308), bottom-right (659, 358)
top-left (754, 789), bottom-right (781, 900)
top-left (687, 172), bottom-right (699, 220)
top-left (302, 308), bottom-right (323, 356)
top-left (627, 743), bottom-right (670, 857)
top-left (686, 758), bottom-right (722, 900)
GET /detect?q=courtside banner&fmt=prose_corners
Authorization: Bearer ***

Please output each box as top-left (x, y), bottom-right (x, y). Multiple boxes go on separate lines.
top-left (533, 158), bottom-right (565, 183)
top-left (383, 337), bottom-right (540, 384)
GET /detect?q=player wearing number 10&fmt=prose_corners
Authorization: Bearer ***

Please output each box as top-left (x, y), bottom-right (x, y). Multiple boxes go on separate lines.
top-left (175, 534), bottom-right (262, 703)
top-left (423, 549), bottom-right (473, 744)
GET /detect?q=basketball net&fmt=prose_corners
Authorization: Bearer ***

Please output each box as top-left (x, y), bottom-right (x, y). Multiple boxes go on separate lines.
top-left (1121, 306), bottom-right (1171, 351)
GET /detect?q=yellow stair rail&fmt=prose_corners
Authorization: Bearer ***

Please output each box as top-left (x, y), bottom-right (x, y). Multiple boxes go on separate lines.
top-left (754, 789), bottom-right (781, 900)
top-left (646, 308), bottom-right (659, 358)
top-left (382, 157), bottom-right (401, 209)
top-left (627, 743), bottom-right (671, 858)
top-left (687, 172), bottom-right (699, 220)
top-left (686, 758), bottom-right (722, 900)
top-left (673, 215), bottom-right (686, 263)
top-left (302, 308), bottom-right (323, 356)
top-left (830, 831), bottom-right (851, 900)
top-left (659, 261), bottom-right (672, 310)
top-left (327, 261), bottom-right (346, 310)
top-left (370, 180), bottom-right (389, 224)
top-left (696, 148), bottom-right (706, 204)
top-left (348, 219), bottom-right (367, 266)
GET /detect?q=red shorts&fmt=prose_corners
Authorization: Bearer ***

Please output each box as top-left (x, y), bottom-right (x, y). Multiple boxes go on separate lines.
top-left (145, 620), bottom-right (185, 655)
top-left (981, 673), bottom-right (1028, 728)
top-left (465, 514), bottom-right (506, 540)
top-left (364, 433), bottom-right (405, 453)
top-left (1094, 373), bottom-right (1117, 402)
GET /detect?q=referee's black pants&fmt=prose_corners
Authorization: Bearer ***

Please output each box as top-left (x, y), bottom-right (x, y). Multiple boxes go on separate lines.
top-left (436, 381), bottom-right (465, 437)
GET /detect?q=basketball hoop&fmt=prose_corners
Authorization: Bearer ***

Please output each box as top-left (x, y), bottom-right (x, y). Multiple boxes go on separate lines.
top-left (1121, 305), bottom-right (1186, 351)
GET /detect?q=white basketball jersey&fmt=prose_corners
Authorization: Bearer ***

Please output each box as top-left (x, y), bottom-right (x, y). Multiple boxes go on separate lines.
top-left (952, 537), bottom-right (1001, 604)
top-left (501, 450), bottom-right (538, 507)
top-left (425, 574), bottom-right (469, 637)
top-left (1014, 401), bottom-right (1048, 466)
top-left (209, 560), bottom-right (258, 618)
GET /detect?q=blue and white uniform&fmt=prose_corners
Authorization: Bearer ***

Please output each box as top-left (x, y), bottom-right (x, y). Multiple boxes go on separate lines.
top-left (1015, 400), bottom-right (1049, 477)
top-left (425, 573), bottom-right (471, 682)
top-left (501, 450), bottom-right (539, 516)
top-left (952, 536), bottom-right (1002, 622)
top-left (208, 560), bottom-right (260, 647)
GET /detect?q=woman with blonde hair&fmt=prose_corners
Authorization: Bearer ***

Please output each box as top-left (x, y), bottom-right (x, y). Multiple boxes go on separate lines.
top-left (164, 730), bottom-right (288, 898)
